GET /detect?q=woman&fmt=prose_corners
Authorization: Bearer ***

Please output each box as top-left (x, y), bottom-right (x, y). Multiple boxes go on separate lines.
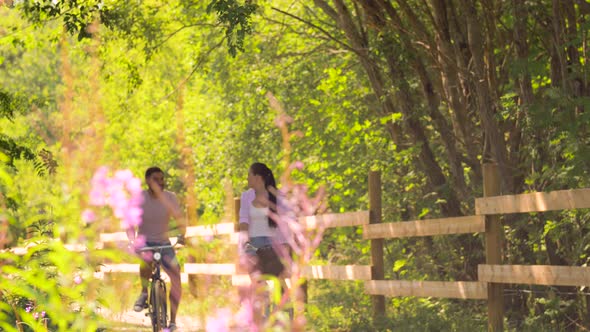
top-left (238, 162), bottom-right (287, 276)
top-left (236, 162), bottom-right (294, 326)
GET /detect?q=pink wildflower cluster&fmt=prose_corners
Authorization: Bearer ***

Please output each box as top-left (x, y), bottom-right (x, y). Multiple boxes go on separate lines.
top-left (274, 161), bottom-right (326, 263)
top-left (25, 302), bottom-right (46, 321)
top-left (206, 308), bottom-right (233, 332)
top-left (223, 161), bottom-right (326, 332)
top-left (206, 94), bottom-right (326, 331)
top-left (82, 167), bottom-right (144, 229)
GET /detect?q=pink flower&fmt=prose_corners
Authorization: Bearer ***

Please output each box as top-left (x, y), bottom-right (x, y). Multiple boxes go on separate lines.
top-left (133, 235), bottom-right (146, 249)
top-left (89, 167), bottom-right (109, 205)
top-left (274, 113), bottom-right (293, 127)
top-left (122, 207), bottom-right (142, 228)
top-left (206, 308), bottom-right (232, 332)
top-left (128, 194), bottom-right (144, 206)
top-left (87, 167), bottom-right (144, 230)
top-left (114, 169), bottom-right (134, 182)
top-left (126, 178), bottom-right (143, 196)
top-left (108, 185), bottom-right (127, 205)
top-left (81, 209), bottom-right (96, 223)
top-left (127, 235), bottom-right (147, 254)
top-left (74, 275), bottom-right (83, 285)
top-left (140, 251), bottom-right (153, 262)
top-left (89, 187), bottom-right (106, 206)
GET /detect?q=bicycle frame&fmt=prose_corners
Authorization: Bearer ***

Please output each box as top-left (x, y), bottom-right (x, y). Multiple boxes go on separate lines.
top-left (242, 242), bottom-right (287, 321)
top-left (137, 244), bottom-right (174, 332)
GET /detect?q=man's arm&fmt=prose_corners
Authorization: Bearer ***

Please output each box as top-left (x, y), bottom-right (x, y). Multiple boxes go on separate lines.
top-left (238, 190), bottom-right (252, 252)
top-left (169, 194), bottom-right (187, 237)
top-left (163, 192), bottom-right (186, 237)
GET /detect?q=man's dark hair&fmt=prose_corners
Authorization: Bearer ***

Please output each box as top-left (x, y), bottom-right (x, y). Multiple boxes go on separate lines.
top-left (145, 166), bottom-right (164, 179)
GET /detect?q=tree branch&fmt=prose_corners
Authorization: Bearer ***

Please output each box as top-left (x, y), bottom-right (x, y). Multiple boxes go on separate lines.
top-left (155, 37), bottom-right (226, 104)
top-left (148, 22), bottom-right (221, 52)
top-left (270, 6), bottom-right (355, 54)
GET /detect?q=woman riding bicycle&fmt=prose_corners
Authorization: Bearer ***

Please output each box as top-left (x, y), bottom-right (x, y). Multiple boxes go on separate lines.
top-left (238, 162), bottom-right (292, 324)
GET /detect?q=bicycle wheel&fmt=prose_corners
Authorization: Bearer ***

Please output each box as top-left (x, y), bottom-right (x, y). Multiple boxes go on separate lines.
top-left (150, 279), bottom-right (168, 331)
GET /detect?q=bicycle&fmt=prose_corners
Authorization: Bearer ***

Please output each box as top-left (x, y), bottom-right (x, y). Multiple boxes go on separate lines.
top-left (244, 241), bottom-right (285, 277)
top-left (136, 242), bottom-right (179, 332)
top-left (243, 241), bottom-right (288, 322)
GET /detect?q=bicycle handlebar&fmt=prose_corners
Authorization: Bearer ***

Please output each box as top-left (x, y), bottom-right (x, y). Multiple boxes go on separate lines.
top-left (244, 242), bottom-right (258, 251)
top-left (136, 240), bottom-right (183, 252)
top-left (136, 245), bottom-right (174, 252)
top-left (244, 242), bottom-right (278, 252)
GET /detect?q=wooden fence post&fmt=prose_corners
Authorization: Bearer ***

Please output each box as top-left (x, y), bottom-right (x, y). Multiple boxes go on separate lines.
top-left (483, 163), bottom-right (504, 331)
top-left (234, 197), bottom-right (241, 271)
top-left (369, 170), bottom-right (385, 318)
top-left (234, 197), bottom-right (241, 233)
top-left (186, 202), bottom-right (199, 297)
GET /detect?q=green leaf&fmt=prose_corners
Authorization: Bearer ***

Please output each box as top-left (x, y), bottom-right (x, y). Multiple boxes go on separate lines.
top-left (393, 259), bottom-right (407, 272)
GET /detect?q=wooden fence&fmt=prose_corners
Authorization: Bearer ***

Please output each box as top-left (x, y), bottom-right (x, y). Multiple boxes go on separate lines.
top-left (10, 164), bottom-right (590, 331)
top-left (96, 209), bottom-right (373, 285)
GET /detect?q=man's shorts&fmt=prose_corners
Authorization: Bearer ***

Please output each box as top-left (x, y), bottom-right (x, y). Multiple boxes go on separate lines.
top-left (142, 241), bottom-right (179, 270)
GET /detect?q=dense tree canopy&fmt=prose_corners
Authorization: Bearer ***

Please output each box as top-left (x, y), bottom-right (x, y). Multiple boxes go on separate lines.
top-left (1, 0), bottom-right (590, 330)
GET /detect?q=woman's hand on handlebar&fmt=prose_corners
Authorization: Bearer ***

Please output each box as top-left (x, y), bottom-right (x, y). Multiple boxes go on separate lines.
top-left (176, 234), bottom-right (185, 246)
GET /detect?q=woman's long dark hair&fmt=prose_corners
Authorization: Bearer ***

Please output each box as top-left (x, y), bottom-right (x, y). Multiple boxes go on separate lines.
top-left (250, 162), bottom-right (278, 227)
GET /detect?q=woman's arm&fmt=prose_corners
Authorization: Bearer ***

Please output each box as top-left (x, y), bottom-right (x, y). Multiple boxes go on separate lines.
top-left (238, 190), bottom-right (253, 251)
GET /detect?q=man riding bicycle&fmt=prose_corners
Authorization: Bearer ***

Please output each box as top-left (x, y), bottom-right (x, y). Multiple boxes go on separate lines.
top-left (127, 166), bottom-right (186, 331)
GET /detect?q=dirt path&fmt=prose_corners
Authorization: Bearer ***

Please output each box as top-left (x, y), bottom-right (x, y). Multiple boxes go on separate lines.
top-left (102, 310), bottom-right (203, 331)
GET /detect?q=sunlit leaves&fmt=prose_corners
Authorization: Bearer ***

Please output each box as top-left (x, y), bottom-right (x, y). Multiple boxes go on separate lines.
top-left (207, 0), bottom-right (258, 57)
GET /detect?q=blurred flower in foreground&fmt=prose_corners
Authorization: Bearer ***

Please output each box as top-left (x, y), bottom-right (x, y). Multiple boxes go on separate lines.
top-left (81, 209), bottom-right (96, 223)
top-left (206, 308), bottom-right (232, 332)
top-left (217, 93), bottom-right (328, 331)
top-left (131, 234), bottom-right (147, 252)
top-left (230, 160), bottom-right (327, 332)
top-left (85, 167), bottom-right (144, 229)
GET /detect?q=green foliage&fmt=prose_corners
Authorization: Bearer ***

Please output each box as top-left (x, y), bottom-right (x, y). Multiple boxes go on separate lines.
top-left (0, 90), bottom-right (25, 120)
top-left (17, 0), bottom-right (101, 40)
top-left (0, 90), bottom-right (55, 175)
top-left (0, 133), bottom-right (35, 165)
top-left (206, 0), bottom-right (258, 57)
top-left (0, 160), bottom-right (111, 330)
top-left (5, 0), bottom-right (590, 329)
top-left (307, 280), bottom-right (487, 331)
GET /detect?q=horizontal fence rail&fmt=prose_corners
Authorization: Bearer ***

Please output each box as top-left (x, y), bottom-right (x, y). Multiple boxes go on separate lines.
top-left (475, 188), bottom-right (590, 215)
top-left (184, 263), bottom-right (236, 275)
top-left (99, 223), bottom-right (236, 243)
top-left (478, 264), bottom-right (590, 287)
top-left (365, 280), bottom-right (488, 300)
top-left (363, 215), bottom-right (485, 239)
top-left (299, 211), bottom-right (370, 230)
top-left (303, 265), bottom-right (372, 280)
top-left (8, 166), bottom-right (590, 331)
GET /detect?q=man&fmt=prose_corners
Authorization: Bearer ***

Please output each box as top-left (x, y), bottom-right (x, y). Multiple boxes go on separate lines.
top-left (127, 166), bottom-right (186, 331)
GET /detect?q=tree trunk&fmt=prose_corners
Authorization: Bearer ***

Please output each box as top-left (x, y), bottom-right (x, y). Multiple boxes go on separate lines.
top-left (314, 0), bottom-right (403, 145)
top-left (458, 0), bottom-right (513, 194)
